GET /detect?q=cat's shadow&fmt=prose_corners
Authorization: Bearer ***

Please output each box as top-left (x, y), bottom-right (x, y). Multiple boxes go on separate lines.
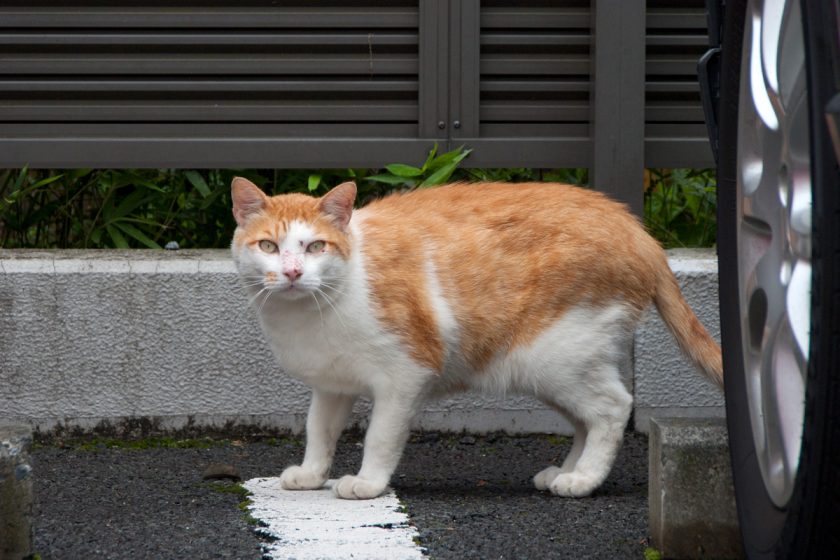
top-left (392, 478), bottom-right (639, 500)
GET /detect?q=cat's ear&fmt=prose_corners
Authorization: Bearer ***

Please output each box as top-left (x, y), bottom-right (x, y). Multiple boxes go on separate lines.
top-left (318, 181), bottom-right (356, 231)
top-left (231, 177), bottom-right (267, 226)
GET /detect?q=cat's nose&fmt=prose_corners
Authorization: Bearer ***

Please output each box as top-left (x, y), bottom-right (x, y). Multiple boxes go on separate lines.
top-left (283, 268), bottom-right (302, 282)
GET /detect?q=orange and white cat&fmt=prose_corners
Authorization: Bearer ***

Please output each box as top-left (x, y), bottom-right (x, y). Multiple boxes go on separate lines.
top-left (230, 177), bottom-right (722, 500)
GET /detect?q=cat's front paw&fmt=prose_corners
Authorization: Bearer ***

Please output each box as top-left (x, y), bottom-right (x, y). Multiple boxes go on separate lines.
top-left (547, 472), bottom-right (597, 498)
top-left (279, 465), bottom-right (327, 490)
top-left (333, 474), bottom-right (388, 500)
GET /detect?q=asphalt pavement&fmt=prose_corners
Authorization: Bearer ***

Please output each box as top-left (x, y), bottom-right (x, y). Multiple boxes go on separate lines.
top-left (32, 430), bottom-right (649, 559)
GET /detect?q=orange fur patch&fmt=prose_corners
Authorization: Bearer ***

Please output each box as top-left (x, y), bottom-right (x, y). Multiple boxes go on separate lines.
top-left (357, 183), bottom-right (665, 371)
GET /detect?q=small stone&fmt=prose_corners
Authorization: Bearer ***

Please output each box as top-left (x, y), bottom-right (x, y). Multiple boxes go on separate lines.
top-left (459, 436), bottom-right (476, 445)
top-left (202, 463), bottom-right (241, 481)
top-left (416, 432), bottom-right (439, 444)
top-left (164, 241), bottom-right (180, 250)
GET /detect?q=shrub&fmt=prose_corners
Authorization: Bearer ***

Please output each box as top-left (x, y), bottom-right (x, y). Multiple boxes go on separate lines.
top-left (0, 148), bottom-right (715, 249)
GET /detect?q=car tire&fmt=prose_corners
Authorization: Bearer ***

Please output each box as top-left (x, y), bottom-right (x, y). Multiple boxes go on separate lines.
top-left (717, 0), bottom-right (840, 557)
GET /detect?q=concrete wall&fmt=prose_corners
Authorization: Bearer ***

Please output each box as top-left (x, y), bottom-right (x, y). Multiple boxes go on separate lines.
top-left (0, 249), bottom-right (722, 435)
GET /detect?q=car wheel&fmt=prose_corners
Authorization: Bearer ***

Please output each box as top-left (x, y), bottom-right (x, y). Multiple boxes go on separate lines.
top-left (717, 0), bottom-right (840, 556)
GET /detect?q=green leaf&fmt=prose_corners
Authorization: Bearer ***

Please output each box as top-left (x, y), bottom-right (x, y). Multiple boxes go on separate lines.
top-left (184, 170), bottom-right (211, 198)
top-left (110, 189), bottom-right (153, 221)
top-left (366, 174), bottom-right (414, 186)
top-left (307, 174), bottom-right (322, 192)
top-left (19, 201), bottom-right (61, 229)
top-left (419, 160), bottom-right (460, 187)
top-left (384, 163), bottom-right (424, 178)
top-left (426, 146), bottom-right (472, 172)
top-left (114, 221), bottom-right (162, 249)
top-left (420, 143), bottom-right (439, 171)
top-left (29, 173), bottom-right (65, 189)
top-left (106, 224), bottom-right (129, 249)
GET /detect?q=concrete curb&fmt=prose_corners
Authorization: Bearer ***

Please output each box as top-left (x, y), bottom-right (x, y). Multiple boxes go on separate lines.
top-left (0, 248), bottom-right (722, 435)
top-left (648, 417), bottom-right (743, 559)
top-left (0, 425), bottom-right (33, 560)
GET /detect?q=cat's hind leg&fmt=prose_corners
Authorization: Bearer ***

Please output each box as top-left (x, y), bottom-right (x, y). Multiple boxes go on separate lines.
top-left (538, 367), bottom-right (632, 498)
top-left (533, 418), bottom-right (587, 490)
top-left (280, 389), bottom-right (356, 490)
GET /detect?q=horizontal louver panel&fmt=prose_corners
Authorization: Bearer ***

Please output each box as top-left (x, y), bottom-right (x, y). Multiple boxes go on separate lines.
top-left (0, 6), bottom-right (417, 28)
top-left (0, 1), bottom-right (419, 134)
top-left (479, 0), bottom-right (590, 139)
top-left (645, 0), bottom-right (712, 166)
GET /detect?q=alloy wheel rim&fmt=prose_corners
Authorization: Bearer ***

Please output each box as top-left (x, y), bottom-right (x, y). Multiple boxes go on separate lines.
top-left (736, 0), bottom-right (811, 508)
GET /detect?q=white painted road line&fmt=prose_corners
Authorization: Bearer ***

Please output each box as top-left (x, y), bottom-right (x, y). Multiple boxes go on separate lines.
top-left (243, 478), bottom-right (426, 560)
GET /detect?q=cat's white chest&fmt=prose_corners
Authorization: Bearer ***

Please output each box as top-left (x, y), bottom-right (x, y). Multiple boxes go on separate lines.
top-left (257, 303), bottom-right (362, 391)
top-left (253, 262), bottom-right (405, 395)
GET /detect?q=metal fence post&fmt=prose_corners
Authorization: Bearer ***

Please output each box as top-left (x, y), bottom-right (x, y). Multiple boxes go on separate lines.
top-left (449, 0), bottom-right (481, 143)
top-left (590, 0), bottom-right (646, 215)
top-left (418, 0), bottom-right (450, 146)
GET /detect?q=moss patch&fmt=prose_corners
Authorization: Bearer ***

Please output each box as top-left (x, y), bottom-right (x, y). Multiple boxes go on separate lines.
top-left (204, 481), bottom-right (265, 527)
top-left (73, 436), bottom-right (227, 451)
top-left (544, 434), bottom-right (570, 446)
top-left (205, 482), bottom-right (252, 498)
top-left (644, 546), bottom-right (663, 560)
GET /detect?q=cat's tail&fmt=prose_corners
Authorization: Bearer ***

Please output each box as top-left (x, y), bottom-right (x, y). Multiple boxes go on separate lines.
top-left (653, 264), bottom-right (724, 388)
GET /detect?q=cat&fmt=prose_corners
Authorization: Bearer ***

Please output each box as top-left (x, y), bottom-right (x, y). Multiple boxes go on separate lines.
top-left (230, 177), bottom-right (722, 500)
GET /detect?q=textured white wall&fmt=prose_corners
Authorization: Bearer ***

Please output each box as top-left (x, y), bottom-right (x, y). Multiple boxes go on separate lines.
top-left (633, 250), bottom-right (724, 431)
top-left (0, 249), bottom-right (721, 435)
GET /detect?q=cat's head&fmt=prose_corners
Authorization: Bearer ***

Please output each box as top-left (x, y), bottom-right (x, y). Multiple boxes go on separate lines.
top-left (230, 177), bottom-right (356, 302)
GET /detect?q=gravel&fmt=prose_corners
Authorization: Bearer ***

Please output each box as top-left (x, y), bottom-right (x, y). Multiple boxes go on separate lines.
top-left (32, 431), bottom-right (649, 559)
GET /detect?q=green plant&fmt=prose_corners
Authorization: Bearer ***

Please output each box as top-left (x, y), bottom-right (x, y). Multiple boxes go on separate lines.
top-left (0, 168), bottom-right (248, 249)
top-left (367, 143), bottom-right (472, 188)
top-left (459, 167), bottom-right (588, 186)
top-left (644, 168), bottom-right (717, 248)
top-left (643, 546), bottom-right (663, 560)
top-left (0, 159), bottom-right (715, 250)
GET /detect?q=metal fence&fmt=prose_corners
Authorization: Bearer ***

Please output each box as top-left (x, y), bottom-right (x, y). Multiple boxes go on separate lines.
top-left (0, 0), bottom-right (712, 213)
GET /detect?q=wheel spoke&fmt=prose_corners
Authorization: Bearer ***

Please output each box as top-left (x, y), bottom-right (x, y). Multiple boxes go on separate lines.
top-left (760, 314), bottom-right (806, 504)
top-left (776, 1), bottom-right (805, 111)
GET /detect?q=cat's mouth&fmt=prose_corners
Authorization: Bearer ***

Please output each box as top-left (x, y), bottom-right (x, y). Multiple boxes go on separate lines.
top-left (273, 281), bottom-right (314, 299)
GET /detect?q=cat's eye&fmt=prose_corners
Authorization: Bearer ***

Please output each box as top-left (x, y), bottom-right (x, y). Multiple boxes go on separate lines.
top-left (306, 240), bottom-right (326, 253)
top-left (258, 240), bottom-right (277, 253)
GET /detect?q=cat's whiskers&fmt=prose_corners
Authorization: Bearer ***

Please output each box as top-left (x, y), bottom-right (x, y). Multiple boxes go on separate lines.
top-left (317, 281), bottom-right (346, 298)
top-left (247, 286), bottom-right (270, 308)
top-left (256, 287), bottom-right (274, 316)
top-left (309, 290), bottom-right (326, 328)
top-left (237, 275), bottom-right (270, 291)
top-left (313, 286), bottom-right (350, 335)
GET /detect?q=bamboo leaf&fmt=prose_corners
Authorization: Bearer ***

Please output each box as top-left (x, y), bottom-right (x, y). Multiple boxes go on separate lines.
top-left (29, 173), bottom-right (65, 189)
top-left (384, 164), bottom-right (423, 178)
top-left (13, 167), bottom-right (28, 191)
top-left (110, 190), bottom-right (153, 221)
top-left (184, 170), bottom-right (211, 198)
top-left (114, 221), bottom-right (162, 249)
top-left (106, 224), bottom-right (129, 249)
top-left (420, 143), bottom-right (438, 171)
top-left (308, 174), bottom-right (322, 192)
top-left (419, 161), bottom-right (460, 187)
top-left (366, 174), bottom-right (413, 186)
top-left (426, 146), bottom-right (472, 172)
